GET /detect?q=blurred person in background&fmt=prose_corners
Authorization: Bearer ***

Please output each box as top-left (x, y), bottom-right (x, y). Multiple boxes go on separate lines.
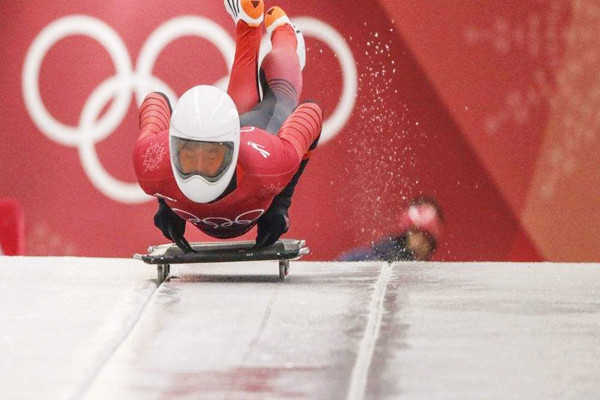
top-left (338, 196), bottom-right (444, 262)
top-left (0, 199), bottom-right (25, 256)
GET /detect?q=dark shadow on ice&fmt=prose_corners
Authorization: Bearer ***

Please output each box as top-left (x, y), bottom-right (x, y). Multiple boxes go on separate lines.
top-left (172, 274), bottom-right (283, 284)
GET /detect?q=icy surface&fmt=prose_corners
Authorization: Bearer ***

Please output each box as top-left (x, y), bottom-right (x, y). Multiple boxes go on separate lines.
top-left (83, 262), bottom-right (382, 400)
top-left (380, 262), bottom-right (600, 400)
top-left (0, 257), bottom-right (156, 400)
top-left (0, 258), bottom-right (599, 399)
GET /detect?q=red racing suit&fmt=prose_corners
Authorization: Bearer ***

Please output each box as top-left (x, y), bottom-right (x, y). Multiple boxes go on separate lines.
top-left (134, 21), bottom-right (321, 240)
top-left (133, 96), bottom-right (321, 238)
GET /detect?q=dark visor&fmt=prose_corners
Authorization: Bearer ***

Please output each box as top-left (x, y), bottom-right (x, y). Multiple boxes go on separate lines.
top-left (171, 137), bottom-right (234, 182)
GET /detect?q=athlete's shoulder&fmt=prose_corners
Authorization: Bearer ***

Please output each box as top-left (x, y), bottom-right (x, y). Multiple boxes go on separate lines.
top-left (238, 126), bottom-right (283, 170)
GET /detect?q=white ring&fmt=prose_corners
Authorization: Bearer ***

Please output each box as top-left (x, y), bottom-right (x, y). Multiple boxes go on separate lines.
top-left (136, 16), bottom-right (236, 105)
top-left (78, 76), bottom-right (172, 203)
top-left (23, 15), bottom-right (237, 204)
top-left (172, 208), bottom-right (201, 223)
top-left (23, 15), bottom-right (357, 203)
top-left (23, 15), bottom-right (133, 146)
top-left (293, 17), bottom-right (358, 144)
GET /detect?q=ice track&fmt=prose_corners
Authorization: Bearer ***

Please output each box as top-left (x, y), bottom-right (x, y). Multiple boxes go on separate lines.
top-left (1, 257), bottom-right (599, 399)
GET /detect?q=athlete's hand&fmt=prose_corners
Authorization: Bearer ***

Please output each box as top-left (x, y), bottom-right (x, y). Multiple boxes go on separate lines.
top-left (254, 206), bottom-right (290, 249)
top-left (153, 199), bottom-right (194, 253)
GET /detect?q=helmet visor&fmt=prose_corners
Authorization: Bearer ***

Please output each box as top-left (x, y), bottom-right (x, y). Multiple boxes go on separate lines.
top-left (171, 138), bottom-right (234, 182)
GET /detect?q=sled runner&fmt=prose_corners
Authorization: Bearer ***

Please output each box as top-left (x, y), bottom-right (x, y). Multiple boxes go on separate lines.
top-left (134, 239), bottom-right (309, 283)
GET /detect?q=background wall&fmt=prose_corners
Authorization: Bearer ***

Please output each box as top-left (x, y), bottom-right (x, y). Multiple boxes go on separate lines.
top-left (1, 0), bottom-right (595, 261)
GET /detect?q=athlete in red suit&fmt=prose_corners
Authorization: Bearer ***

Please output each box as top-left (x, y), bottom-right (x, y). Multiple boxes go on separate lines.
top-left (133, 1), bottom-right (322, 251)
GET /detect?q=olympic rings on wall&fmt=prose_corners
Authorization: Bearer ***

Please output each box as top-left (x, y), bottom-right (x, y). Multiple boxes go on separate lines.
top-left (22, 15), bottom-right (357, 203)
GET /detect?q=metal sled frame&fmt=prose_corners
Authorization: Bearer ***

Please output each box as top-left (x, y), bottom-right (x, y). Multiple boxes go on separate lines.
top-left (134, 239), bottom-right (309, 283)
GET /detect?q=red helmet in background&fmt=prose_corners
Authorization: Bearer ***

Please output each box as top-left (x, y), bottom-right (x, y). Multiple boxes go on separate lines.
top-left (398, 198), bottom-right (444, 244)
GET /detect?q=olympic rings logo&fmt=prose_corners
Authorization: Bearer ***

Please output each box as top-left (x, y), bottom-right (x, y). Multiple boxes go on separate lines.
top-left (172, 208), bottom-right (265, 230)
top-left (22, 15), bottom-right (357, 204)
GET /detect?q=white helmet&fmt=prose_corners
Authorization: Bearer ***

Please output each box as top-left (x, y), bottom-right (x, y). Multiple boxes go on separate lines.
top-left (169, 85), bottom-right (240, 203)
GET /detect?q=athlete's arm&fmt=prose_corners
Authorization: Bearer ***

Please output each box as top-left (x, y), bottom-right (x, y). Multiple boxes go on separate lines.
top-left (138, 92), bottom-right (171, 140)
top-left (273, 101), bottom-right (322, 206)
top-left (133, 93), bottom-right (193, 252)
top-left (277, 102), bottom-right (322, 163)
top-left (133, 92), bottom-right (172, 195)
top-left (154, 198), bottom-right (194, 253)
top-left (254, 102), bottom-right (322, 248)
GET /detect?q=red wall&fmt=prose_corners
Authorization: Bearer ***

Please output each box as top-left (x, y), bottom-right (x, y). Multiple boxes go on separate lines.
top-left (1, 0), bottom-right (570, 261)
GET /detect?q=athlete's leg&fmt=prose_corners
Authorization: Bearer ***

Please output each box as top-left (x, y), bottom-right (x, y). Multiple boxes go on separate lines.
top-left (224, 0), bottom-right (264, 114)
top-left (239, 69), bottom-right (274, 129)
top-left (240, 7), bottom-right (304, 134)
